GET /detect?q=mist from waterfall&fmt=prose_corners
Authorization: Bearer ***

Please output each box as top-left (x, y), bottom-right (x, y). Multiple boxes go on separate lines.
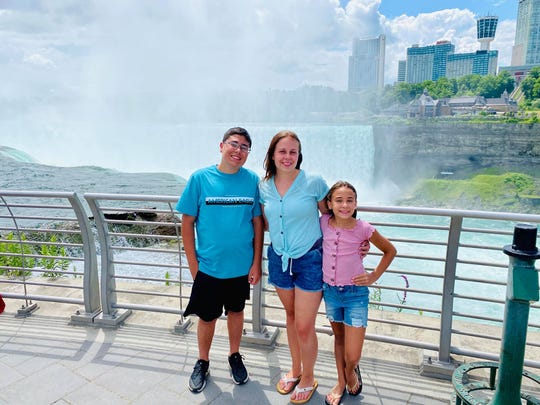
top-left (1, 121), bottom-right (388, 203)
top-left (0, 2), bottom-right (395, 203)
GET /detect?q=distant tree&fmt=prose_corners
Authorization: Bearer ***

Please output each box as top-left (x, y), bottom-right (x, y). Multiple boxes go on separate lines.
top-left (431, 77), bottom-right (455, 99)
top-left (393, 82), bottom-right (418, 104)
top-left (382, 72), bottom-right (518, 109)
top-left (497, 70), bottom-right (515, 94)
top-left (477, 75), bottom-right (501, 98)
top-left (521, 67), bottom-right (540, 101)
top-left (475, 72), bottom-right (515, 98)
top-left (457, 74), bottom-right (483, 95)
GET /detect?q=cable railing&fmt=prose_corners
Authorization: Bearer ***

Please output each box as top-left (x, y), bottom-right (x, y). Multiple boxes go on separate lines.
top-left (0, 190), bottom-right (539, 377)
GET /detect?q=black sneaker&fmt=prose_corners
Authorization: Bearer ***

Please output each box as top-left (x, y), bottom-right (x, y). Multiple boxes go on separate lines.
top-left (189, 359), bottom-right (209, 393)
top-left (228, 352), bottom-right (249, 385)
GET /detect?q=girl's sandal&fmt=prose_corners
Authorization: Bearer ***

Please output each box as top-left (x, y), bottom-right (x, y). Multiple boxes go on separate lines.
top-left (325, 388), bottom-right (345, 405)
top-left (276, 373), bottom-right (302, 395)
top-left (346, 365), bottom-right (363, 396)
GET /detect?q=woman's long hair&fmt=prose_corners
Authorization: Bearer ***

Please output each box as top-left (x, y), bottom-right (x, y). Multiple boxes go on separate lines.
top-left (263, 130), bottom-right (303, 180)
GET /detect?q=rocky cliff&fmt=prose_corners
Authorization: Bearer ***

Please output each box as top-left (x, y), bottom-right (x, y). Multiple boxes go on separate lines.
top-left (372, 122), bottom-right (540, 187)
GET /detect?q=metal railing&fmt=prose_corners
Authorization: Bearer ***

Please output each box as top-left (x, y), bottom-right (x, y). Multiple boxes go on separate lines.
top-left (1, 190), bottom-right (539, 375)
top-left (0, 190), bottom-right (99, 321)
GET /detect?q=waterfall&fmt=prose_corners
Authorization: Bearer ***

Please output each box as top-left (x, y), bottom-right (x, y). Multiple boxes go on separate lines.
top-left (0, 146), bottom-right (38, 163)
top-left (1, 123), bottom-right (377, 201)
top-left (299, 125), bottom-right (375, 192)
top-left (244, 124), bottom-right (375, 201)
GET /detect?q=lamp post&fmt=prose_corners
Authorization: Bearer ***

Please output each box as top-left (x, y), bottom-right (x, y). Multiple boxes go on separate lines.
top-left (490, 223), bottom-right (540, 405)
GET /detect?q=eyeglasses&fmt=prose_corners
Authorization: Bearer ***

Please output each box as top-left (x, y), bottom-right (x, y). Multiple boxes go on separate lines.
top-left (224, 140), bottom-right (251, 153)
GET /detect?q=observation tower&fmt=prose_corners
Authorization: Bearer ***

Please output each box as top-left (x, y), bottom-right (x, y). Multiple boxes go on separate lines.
top-left (477, 15), bottom-right (499, 51)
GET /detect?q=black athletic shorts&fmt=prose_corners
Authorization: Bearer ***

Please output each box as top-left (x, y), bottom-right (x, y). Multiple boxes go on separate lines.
top-left (183, 270), bottom-right (250, 322)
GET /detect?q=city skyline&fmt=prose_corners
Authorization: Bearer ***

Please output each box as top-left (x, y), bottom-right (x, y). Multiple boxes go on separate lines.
top-left (398, 15), bottom-right (500, 84)
top-left (0, 0), bottom-right (520, 106)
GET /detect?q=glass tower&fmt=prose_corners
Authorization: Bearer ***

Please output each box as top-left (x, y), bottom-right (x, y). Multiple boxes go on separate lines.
top-left (512, 0), bottom-right (540, 65)
top-left (397, 60), bottom-right (406, 82)
top-left (406, 41), bottom-right (454, 83)
top-left (446, 50), bottom-right (498, 78)
top-left (348, 35), bottom-right (386, 91)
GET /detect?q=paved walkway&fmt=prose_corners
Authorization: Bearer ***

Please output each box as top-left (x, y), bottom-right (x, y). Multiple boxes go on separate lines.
top-left (0, 308), bottom-right (455, 405)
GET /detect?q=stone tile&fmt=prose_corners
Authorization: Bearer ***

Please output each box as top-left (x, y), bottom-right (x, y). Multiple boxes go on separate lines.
top-left (0, 309), bottom-right (460, 405)
top-left (0, 360), bottom-right (25, 390)
top-left (63, 381), bottom-right (130, 405)
top-left (0, 363), bottom-right (86, 404)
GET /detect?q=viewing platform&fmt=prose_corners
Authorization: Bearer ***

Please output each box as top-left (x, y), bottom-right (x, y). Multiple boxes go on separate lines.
top-left (0, 301), bottom-right (454, 405)
top-left (1, 190), bottom-right (540, 404)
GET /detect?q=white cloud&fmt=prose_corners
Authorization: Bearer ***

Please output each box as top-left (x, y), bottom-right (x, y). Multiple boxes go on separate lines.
top-left (0, 0), bottom-right (518, 104)
top-left (23, 52), bottom-right (56, 68)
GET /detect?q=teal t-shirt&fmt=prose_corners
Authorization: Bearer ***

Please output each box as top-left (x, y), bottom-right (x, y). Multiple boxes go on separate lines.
top-left (176, 165), bottom-right (261, 279)
top-left (259, 170), bottom-right (328, 272)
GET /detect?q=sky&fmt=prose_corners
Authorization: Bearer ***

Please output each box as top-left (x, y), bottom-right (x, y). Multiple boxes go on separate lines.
top-left (362, 0), bottom-right (516, 20)
top-left (0, 0), bottom-right (519, 115)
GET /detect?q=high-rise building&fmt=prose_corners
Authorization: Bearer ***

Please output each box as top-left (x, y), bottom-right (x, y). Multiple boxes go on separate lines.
top-left (404, 15), bottom-right (499, 83)
top-left (511, 0), bottom-right (540, 65)
top-left (406, 41), bottom-right (454, 83)
top-left (477, 16), bottom-right (498, 50)
top-left (446, 50), bottom-right (498, 78)
top-left (348, 34), bottom-right (386, 91)
top-left (397, 60), bottom-right (407, 82)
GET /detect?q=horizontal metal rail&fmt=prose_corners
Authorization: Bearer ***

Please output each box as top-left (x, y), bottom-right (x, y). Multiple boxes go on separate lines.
top-left (1, 190), bottom-right (539, 375)
top-left (0, 190), bottom-right (100, 322)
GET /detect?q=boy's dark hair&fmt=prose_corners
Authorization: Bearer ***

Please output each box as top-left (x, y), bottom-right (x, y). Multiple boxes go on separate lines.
top-left (223, 127), bottom-right (252, 147)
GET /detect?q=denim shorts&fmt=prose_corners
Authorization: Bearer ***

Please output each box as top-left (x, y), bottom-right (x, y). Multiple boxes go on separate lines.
top-left (323, 283), bottom-right (369, 328)
top-left (267, 240), bottom-right (323, 292)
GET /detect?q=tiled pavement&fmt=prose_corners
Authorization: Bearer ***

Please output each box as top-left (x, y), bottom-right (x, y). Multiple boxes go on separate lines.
top-left (0, 308), bottom-right (454, 405)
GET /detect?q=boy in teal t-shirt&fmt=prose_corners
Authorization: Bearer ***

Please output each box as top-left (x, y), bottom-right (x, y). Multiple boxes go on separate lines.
top-left (176, 127), bottom-right (263, 394)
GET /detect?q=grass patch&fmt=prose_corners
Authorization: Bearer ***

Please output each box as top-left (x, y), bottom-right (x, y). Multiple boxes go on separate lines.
top-left (400, 172), bottom-right (539, 213)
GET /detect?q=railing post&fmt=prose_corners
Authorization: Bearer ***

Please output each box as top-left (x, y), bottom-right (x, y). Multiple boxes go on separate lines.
top-left (85, 195), bottom-right (132, 327)
top-left (422, 215), bottom-right (462, 378)
top-left (241, 276), bottom-right (279, 347)
top-left (173, 210), bottom-right (191, 333)
top-left (68, 193), bottom-right (102, 324)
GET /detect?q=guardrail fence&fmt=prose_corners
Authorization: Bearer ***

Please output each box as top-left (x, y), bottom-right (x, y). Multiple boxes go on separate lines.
top-left (1, 190), bottom-right (539, 379)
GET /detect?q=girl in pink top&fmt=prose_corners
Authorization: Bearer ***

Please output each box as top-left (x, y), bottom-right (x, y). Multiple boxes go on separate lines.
top-left (320, 181), bottom-right (396, 405)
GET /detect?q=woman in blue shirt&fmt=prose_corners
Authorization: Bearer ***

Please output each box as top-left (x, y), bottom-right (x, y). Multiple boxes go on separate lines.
top-left (259, 130), bottom-right (328, 404)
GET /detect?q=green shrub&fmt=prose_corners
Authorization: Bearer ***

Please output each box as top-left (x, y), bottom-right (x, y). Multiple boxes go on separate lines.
top-left (0, 233), bottom-right (34, 277)
top-left (39, 234), bottom-right (70, 278)
top-left (0, 232), bottom-right (71, 278)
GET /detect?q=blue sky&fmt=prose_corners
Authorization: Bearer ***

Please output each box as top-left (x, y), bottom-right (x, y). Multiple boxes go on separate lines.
top-left (342, 0), bottom-right (517, 20)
